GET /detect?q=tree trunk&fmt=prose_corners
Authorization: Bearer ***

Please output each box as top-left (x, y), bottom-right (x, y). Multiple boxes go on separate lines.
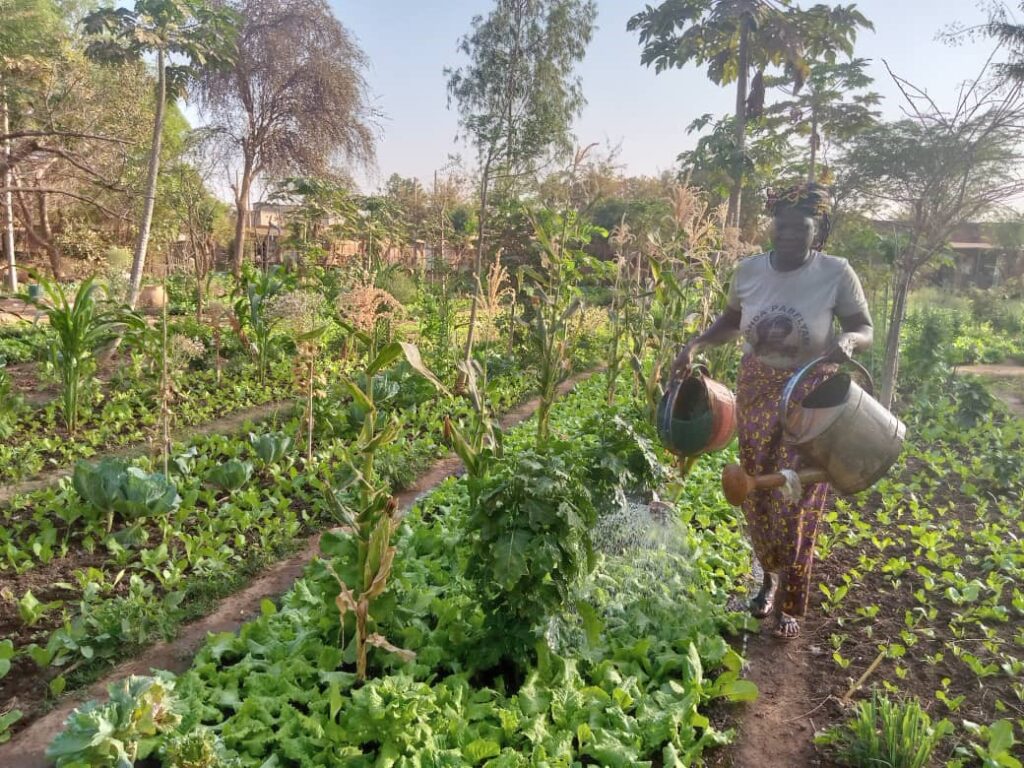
top-left (232, 152), bottom-right (254, 276)
top-left (127, 49), bottom-right (168, 309)
top-left (879, 266), bottom-right (911, 409)
top-left (727, 16), bottom-right (751, 229)
top-left (808, 108), bottom-right (819, 183)
top-left (463, 165), bottom-right (490, 362)
top-left (36, 186), bottom-right (62, 279)
top-left (2, 84), bottom-right (17, 292)
top-left (13, 186), bottom-right (63, 280)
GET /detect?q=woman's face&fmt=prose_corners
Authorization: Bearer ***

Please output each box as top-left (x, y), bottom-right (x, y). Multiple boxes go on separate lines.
top-left (772, 208), bottom-right (816, 260)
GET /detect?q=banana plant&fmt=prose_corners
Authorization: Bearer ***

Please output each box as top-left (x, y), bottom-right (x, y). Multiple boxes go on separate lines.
top-left (321, 339), bottom-right (448, 680)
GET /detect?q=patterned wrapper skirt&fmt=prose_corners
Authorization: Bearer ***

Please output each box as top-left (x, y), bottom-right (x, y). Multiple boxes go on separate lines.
top-left (736, 353), bottom-right (837, 616)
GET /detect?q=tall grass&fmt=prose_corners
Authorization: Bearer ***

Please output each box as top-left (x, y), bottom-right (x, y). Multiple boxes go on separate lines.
top-left (816, 693), bottom-right (952, 768)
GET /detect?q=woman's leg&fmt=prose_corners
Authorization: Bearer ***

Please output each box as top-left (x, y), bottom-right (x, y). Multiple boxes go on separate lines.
top-left (779, 487), bottom-right (827, 617)
top-left (749, 570), bottom-right (778, 618)
top-left (773, 482), bottom-right (829, 638)
top-left (736, 372), bottom-right (784, 604)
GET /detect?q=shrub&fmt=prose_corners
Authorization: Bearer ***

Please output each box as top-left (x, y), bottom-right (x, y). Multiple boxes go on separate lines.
top-left (378, 268), bottom-right (419, 306)
top-left (969, 289), bottom-right (1024, 334)
top-left (465, 444), bottom-right (596, 672)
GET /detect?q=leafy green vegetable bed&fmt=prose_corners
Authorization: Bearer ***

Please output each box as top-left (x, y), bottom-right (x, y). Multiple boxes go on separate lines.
top-left (41, 375), bottom-right (758, 767)
top-left (0, 357), bottom-right (542, 742)
top-left (809, 390), bottom-right (1024, 765)
top-left (0, 360), bottom-right (298, 486)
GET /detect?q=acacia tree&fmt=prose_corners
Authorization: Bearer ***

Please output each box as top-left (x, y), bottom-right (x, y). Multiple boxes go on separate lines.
top-left (841, 64), bottom-right (1024, 406)
top-left (628, 0), bottom-right (871, 226)
top-left (1, 0), bottom-right (61, 290)
top-left (6, 52), bottom-right (167, 281)
top-left (446, 0), bottom-right (597, 361)
top-left (194, 0), bottom-right (376, 276)
top-left (83, 0), bottom-right (237, 308)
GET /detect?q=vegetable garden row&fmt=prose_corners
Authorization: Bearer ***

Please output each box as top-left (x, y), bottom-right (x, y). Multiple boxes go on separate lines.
top-left (812, 386), bottom-right (1024, 767)
top-left (37, 373), bottom-right (759, 767)
top-left (14, 336), bottom-right (1021, 768)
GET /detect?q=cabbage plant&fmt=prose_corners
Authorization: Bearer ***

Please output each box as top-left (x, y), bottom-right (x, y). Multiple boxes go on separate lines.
top-left (72, 459), bottom-right (181, 532)
top-left (46, 676), bottom-right (181, 768)
top-left (205, 459), bottom-right (254, 493)
top-left (248, 432), bottom-right (293, 466)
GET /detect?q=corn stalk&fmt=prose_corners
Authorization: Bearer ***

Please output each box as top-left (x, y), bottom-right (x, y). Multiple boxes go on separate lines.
top-left (322, 339), bottom-right (448, 680)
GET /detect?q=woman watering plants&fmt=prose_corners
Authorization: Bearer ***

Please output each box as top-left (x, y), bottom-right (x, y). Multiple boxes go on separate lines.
top-left (672, 184), bottom-right (873, 639)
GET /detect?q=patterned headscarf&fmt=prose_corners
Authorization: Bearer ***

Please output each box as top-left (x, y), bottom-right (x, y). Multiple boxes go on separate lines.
top-left (767, 182), bottom-right (834, 249)
top-left (766, 183), bottom-right (833, 218)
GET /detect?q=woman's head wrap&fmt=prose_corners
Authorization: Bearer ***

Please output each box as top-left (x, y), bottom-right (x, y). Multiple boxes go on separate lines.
top-left (766, 182), bottom-right (833, 217)
top-left (766, 182), bottom-right (834, 249)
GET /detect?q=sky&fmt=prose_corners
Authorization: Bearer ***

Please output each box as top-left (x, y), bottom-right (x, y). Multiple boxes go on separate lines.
top-left (238, 0), bottom-right (1007, 191)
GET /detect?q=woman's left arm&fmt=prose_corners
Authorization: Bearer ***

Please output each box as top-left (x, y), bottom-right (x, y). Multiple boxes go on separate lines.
top-left (827, 311), bottom-right (874, 362)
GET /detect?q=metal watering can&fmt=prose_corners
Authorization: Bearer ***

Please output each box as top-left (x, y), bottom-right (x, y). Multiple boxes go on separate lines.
top-left (722, 356), bottom-right (907, 506)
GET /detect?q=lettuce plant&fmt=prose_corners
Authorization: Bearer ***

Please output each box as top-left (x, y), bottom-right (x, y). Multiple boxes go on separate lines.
top-left (46, 676), bottom-right (181, 768)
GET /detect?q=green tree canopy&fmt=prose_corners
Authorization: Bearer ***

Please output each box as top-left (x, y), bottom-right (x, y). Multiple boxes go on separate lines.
top-left (628, 0), bottom-right (872, 225)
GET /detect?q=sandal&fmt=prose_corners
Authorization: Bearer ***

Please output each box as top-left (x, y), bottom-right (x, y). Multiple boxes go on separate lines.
top-left (773, 613), bottom-right (801, 639)
top-left (749, 573), bottom-right (778, 619)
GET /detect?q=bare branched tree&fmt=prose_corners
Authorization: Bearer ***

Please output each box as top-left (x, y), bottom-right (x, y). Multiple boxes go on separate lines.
top-left (840, 56), bottom-right (1024, 406)
top-left (193, 0), bottom-right (378, 275)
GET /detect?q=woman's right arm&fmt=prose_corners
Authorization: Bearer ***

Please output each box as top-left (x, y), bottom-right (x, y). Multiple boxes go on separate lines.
top-left (671, 307), bottom-right (742, 378)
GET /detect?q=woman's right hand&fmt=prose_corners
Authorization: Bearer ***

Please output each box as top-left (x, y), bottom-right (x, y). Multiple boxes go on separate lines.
top-left (671, 341), bottom-right (701, 380)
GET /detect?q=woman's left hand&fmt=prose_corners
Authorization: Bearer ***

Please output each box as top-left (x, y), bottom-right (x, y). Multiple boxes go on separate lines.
top-left (825, 334), bottom-right (856, 363)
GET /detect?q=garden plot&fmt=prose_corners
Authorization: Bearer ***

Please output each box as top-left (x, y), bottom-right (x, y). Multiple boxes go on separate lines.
top-left (10, 374), bottom-right (761, 767)
top-left (804, 398), bottom-right (1024, 765)
top-left (0, 353), bottom-right (553, 743)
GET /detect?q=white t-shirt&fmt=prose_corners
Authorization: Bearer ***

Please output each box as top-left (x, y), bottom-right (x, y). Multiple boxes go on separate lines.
top-left (727, 251), bottom-right (870, 369)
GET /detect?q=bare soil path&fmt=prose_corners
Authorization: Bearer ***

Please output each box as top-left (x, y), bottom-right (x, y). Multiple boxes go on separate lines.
top-left (726, 625), bottom-right (824, 768)
top-left (714, 557), bottom-right (828, 768)
top-left (957, 363), bottom-right (1024, 416)
top-left (0, 371), bottom-right (596, 768)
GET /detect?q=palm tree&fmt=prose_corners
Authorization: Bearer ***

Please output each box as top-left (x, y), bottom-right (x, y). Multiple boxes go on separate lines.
top-left (83, 0), bottom-right (237, 309)
top-left (766, 59), bottom-right (880, 182)
top-left (628, 0), bottom-right (871, 227)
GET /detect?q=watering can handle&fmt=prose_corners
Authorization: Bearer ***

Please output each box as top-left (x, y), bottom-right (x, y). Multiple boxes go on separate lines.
top-left (779, 356), bottom-right (874, 426)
